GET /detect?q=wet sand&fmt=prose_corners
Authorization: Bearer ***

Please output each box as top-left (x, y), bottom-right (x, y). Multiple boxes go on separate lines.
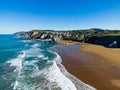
top-left (53, 43), bottom-right (120, 90)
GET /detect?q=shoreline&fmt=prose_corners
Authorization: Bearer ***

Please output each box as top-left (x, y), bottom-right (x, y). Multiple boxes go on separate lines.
top-left (56, 61), bottom-right (96, 90)
top-left (53, 51), bottom-right (96, 90)
top-left (54, 40), bottom-right (120, 90)
top-left (52, 44), bottom-right (96, 90)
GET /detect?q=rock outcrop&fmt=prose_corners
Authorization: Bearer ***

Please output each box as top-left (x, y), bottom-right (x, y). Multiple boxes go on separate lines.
top-left (14, 31), bottom-right (61, 43)
top-left (85, 36), bottom-right (120, 48)
top-left (14, 29), bottom-right (120, 48)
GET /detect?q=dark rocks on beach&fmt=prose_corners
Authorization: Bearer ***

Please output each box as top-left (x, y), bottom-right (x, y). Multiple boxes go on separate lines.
top-left (85, 36), bottom-right (120, 48)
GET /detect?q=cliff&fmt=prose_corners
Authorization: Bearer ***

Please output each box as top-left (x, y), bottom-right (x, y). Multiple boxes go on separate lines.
top-left (61, 29), bottom-right (120, 48)
top-left (84, 36), bottom-right (120, 48)
top-left (14, 29), bottom-right (120, 48)
top-left (14, 31), bottom-right (61, 43)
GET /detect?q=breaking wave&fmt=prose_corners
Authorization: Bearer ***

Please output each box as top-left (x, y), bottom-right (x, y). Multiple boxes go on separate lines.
top-left (6, 41), bottom-right (77, 90)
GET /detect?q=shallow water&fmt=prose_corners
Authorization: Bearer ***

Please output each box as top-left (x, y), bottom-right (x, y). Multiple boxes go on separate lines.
top-left (0, 35), bottom-right (77, 90)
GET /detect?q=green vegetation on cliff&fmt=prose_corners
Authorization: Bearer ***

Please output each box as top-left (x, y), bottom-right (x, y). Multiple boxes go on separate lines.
top-left (15, 28), bottom-right (120, 48)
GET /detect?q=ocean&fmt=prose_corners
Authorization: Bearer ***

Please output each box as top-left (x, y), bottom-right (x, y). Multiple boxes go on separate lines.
top-left (0, 34), bottom-right (77, 90)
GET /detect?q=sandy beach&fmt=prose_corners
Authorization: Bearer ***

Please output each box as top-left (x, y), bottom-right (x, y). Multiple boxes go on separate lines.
top-left (54, 41), bottom-right (120, 90)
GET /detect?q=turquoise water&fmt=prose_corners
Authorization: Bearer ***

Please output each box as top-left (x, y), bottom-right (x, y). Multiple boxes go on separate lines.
top-left (0, 35), bottom-right (25, 63)
top-left (0, 35), bottom-right (77, 90)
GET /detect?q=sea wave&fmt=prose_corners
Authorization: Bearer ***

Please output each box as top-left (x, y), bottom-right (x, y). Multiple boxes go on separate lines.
top-left (7, 51), bottom-right (25, 72)
top-left (5, 41), bottom-right (95, 90)
top-left (30, 51), bottom-right (77, 90)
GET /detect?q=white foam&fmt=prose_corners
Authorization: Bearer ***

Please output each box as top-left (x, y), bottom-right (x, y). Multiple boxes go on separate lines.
top-left (48, 51), bottom-right (96, 90)
top-left (29, 52), bottom-right (77, 90)
top-left (24, 60), bottom-right (38, 66)
top-left (7, 51), bottom-right (25, 71)
top-left (21, 40), bottom-right (32, 43)
top-left (6, 51), bottom-right (26, 90)
top-left (28, 63), bottom-right (77, 90)
top-left (9, 43), bottom-right (94, 90)
top-left (30, 65), bottom-right (41, 78)
top-left (31, 44), bottom-right (39, 48)
top-left (42, 57), bottom-right (49, 60)
top-left (25, 44), bottom-right (28, 47)
top-left (13, 80), bottom-right (19, 90)
top-left (44, 62), bottom-right (77, 90)
top-left (37, 54), bottom-right (44, 58)
top-left (24, 48), bottom-right (41, 57)
top-left (49, 50), bottom-right (62, 63)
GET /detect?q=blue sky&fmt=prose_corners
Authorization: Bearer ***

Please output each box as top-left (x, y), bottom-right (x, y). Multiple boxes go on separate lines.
top-left (0, 0), bottom-right (120, 34)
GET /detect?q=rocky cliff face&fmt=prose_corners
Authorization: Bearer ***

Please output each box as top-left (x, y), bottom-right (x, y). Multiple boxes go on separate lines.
top-left (14, 31), bottom-right (60, 43)
top-left (14, 31), bottom-right (31, 39)
top-left (14, 29), bottom-right (120, 48)
top-left (85, 36), bottom-right (120, 48)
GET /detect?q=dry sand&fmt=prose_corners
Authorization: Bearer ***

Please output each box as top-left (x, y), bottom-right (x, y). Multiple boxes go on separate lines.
top-left (54, 40), bottom-right (120, 90)
top-left (80, 43), bottom-right (120, 68)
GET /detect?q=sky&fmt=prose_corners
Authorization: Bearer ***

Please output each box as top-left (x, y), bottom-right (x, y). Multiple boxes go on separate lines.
top-left (0, 0), bottom-right (120, 34)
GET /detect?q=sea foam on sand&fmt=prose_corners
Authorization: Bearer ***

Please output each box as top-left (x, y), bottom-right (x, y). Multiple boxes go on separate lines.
top-left (52, 51), bottom-right (96, 90)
